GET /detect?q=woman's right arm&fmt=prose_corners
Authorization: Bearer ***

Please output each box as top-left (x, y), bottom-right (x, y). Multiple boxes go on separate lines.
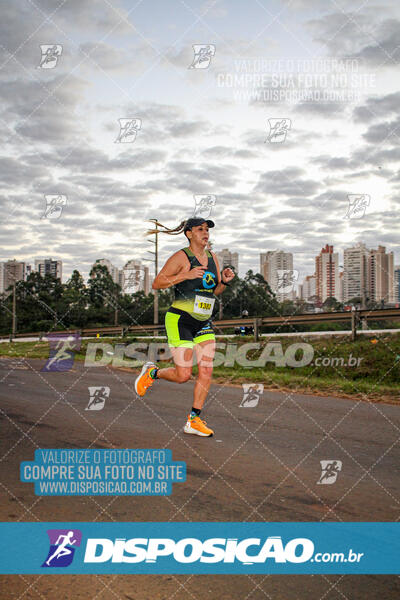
top-left (152, 252), bottom-right (187, 290)
top-left (152, 251), bottom-right (205, 290)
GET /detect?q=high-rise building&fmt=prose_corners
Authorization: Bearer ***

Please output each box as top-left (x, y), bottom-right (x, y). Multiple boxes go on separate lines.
top-left (0, 260), bottom-right (26, 295)
top-left (94, 259), bottom-right (120, 284)
top-left (315, 244), bottom-right (339, 302)
top-left (122, 260), bottom-right (150, 295)
top-left (299, 274), bottom-right (316, 300)
top-left (394, 266), bottom-right (400, 304)
top-left (34, 258), bottom-right (62, 281)
top-left (260, 250), bottom-right (295, 301)
top-left (338, 271), bottom-right (344, 303)
top-left (343, 243), bottom-right (369, 303)
top-left (216, 248), bottom-right (239, 273)
top-left (297, 283), bottom-right (303, 299)
top-left (368, 246), bottom-right (395, 304)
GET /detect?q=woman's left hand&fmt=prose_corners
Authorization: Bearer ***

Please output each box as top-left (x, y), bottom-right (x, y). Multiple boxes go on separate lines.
top-left (222, 267), bottom-right (235, 283)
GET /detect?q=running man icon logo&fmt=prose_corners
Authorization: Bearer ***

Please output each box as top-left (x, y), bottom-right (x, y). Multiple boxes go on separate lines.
top-left (41, 195), bottom-right (67, 220)
top-left (240, 383), bottom-right (264, 408)
top-left (345, 194), bottom-right (370, 219)
top-left (115, 118), bottom-right (142, 143)
top-left (86, 386), bottom-right (110, 411)
top-left (42, 529), bottom-right (82, 568)
top-left (188, 44), bottom-right (216, 69)
top-left (275, 270), bottom-right (299, 294)
top-left (266, 118), bottom-right (291, 143)
top-left (38, 45), bottom-right (63, 69)
top-left (317, 460), bottom-right (342, 485)
top-left (125, 271), bottom-right (142, 293)
top-left (193, 194), bottom-right (217, 219)
top-left (42, 333), bottom-right (81, 372)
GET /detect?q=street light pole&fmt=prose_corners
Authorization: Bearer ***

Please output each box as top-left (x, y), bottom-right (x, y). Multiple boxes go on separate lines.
top-left (12, 281), bottom-right (16, 339)
top-left (114, 296), bottom-right (118, 326)
top-left (148, 219), bottom-right (159, 329)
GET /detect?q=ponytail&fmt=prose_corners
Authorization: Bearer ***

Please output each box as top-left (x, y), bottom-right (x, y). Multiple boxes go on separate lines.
top-left (146, 219), bottom-right (186, 236)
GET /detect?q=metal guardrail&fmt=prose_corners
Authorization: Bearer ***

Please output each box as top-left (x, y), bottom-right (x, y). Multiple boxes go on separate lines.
top-left (1, 309), bottom-right (399, 341)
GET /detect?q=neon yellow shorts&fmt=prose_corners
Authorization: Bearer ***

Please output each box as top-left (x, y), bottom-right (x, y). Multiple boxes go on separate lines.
top-left (164, 308), bottom-right (215, 348)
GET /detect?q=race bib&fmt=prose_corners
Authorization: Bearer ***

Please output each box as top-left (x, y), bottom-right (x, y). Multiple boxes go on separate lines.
top-left (194, 295), bottom-right (215, 316)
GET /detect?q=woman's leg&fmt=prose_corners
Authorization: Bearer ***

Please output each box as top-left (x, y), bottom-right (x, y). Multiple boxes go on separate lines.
top-left (193, 339), bottom-right (216, 410)
top-left (156, 345), bottom-right (193, 384)
top-left (182, 338), bottom-right (216, 436)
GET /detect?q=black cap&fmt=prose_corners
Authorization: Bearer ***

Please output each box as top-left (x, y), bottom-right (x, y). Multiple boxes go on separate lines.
top-left (184, 217), bottom-right (215, 233)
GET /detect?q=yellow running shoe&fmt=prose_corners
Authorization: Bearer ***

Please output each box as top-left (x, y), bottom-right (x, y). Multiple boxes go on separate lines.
top-left (134, 362), bottom-right (157, 397)
top-left (183, 415), bottom-right (214, 437)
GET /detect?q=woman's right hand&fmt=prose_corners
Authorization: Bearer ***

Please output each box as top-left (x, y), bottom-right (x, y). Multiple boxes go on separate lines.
top-left (186, 266), bottom-right (206, 280)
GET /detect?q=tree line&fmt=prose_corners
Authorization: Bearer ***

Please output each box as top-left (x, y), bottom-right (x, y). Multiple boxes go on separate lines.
top-left (0, 263), bottom-right (374, 335)
top-left (0, 265), bottom-right (282, 334)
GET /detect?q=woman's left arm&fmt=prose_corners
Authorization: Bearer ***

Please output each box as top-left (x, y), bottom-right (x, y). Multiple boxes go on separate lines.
top-left (212, 252), bottom-right (235, 296)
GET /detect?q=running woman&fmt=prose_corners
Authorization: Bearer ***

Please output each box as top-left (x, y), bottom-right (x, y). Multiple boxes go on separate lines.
top-left (134, 217), bottom-right (235, 436)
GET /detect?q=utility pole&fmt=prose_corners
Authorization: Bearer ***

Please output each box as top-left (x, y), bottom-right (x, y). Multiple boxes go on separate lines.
top-left (114, 296), bottom-right (118, 326)
top-left (5, 261), bottom-right (18, 341)
top-left (12, 281), bottom-right (16, 339)
top-left (147, 219), bottom-right (159, 331)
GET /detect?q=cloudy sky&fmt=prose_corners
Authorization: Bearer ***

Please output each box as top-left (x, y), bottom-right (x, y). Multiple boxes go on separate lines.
top-left (1, 0), bottom-right (399, 285)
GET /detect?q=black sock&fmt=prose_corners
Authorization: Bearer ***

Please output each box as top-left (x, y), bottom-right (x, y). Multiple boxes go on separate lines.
top-left (190, 407), bottom-right (201, 418)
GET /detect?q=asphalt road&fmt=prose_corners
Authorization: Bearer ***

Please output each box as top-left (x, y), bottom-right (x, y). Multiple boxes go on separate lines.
top-left (0, 357), bottom-right (399, 599)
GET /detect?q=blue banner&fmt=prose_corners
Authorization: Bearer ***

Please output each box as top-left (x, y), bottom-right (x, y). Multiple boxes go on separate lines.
top-left (0, 522), bottom-right (399, 574)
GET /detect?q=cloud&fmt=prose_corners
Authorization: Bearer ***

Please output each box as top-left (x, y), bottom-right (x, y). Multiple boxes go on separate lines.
top-left (293, 101), bottom-right (346, 116)
top-left (254, 167), bottom-right (320, 197)
top-left (349, 19), bottom-right (400, 66)
top-left (35, 0), bottom-right (133, 35)
top-left (165, 160), bottom-right (239, 191)
top-left (307, 10), bottom-right (400, 66)
top-left (311, 155), bottom-right (356, 170)
top-left (0, 157), bottom-right (48, 189)
top-left (353, 92), bottom-right (400, 123)
top-left (1, 75), bottom-right (88, 145)
top-left (55, 147), bottom-right (167, 173)
top-left (362, 117), bottom-right (400, 144)
top-left (1, 2), bottom-right (399, 282)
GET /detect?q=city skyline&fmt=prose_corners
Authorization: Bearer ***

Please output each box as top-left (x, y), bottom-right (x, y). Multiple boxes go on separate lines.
top-left (2, 232), bottom-right (400, 284)
top-left (2, 239), bottom-right (399, 303)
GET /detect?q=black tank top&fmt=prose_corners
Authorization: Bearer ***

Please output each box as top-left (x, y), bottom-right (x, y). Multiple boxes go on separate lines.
top-left (171, 247), bottom-right (218, 321)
